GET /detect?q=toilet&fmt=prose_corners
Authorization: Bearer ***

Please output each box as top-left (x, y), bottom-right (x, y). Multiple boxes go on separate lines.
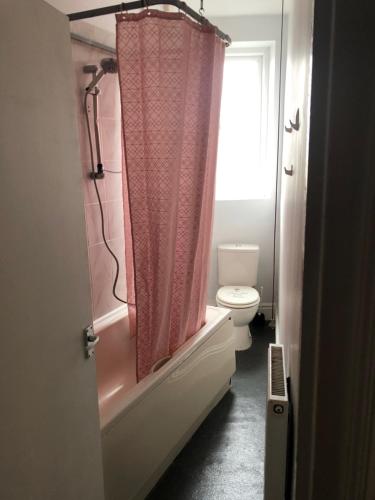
top-left (216, 244), bottom-right (260, 350)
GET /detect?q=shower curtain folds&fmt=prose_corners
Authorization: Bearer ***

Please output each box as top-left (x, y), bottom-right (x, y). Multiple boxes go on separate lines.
top-left (117, 9), bottom-right (225, 380)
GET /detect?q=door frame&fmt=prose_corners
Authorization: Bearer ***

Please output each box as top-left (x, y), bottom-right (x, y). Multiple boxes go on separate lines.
top-left (296, 0), bottom-right (375, 498)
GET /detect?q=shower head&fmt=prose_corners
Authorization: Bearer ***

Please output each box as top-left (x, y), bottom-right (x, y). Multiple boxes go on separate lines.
top-left (85, 57), bottom-right (118, 92)
top-left (100, 58), bottom-right (117, 74)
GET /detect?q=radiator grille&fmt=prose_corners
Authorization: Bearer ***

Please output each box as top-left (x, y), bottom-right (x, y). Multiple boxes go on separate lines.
top-left (265, 344), bottom-right (288, 500)
top-left (271, 345), bottom-right (286, 397)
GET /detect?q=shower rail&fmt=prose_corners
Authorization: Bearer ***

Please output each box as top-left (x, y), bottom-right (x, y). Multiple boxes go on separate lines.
top-left (68, 0), bottom-right (232, 46)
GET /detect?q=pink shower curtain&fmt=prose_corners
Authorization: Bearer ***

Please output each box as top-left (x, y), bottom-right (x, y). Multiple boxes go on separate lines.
top-left (116, 9), bottom-right (225, 380)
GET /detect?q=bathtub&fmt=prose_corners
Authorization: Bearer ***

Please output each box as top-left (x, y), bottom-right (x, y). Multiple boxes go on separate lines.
top-left (94, 305), bottom-right (236, 500)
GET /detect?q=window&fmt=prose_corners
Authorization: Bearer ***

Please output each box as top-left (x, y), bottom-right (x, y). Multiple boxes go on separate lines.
top-left (216, 42), bottom-right (276, 200)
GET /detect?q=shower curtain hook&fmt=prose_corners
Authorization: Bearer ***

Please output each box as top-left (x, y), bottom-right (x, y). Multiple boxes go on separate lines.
top-left (199, 0), bottom-right (205, 17)
top-left (120, 2), bottom-right (128, 16)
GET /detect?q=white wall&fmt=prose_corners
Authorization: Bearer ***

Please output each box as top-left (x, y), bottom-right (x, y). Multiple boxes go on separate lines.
top-left (207, 15), bottom-right (283, 312)
top-left (277, 0), bottom-right (314, 423)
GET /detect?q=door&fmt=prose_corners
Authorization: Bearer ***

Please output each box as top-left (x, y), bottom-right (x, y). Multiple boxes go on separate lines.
top-left (0, 1), bottom-right (104, 499)
top-left (295, 0), bottom-right (375, 498)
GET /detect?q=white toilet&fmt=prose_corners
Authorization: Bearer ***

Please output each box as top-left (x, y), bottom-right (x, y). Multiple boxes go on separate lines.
top-left (216, 244), bottom-right (260, 350)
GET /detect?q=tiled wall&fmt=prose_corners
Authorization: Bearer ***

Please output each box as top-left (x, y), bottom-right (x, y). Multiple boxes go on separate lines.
top-left (71, 40), bottom-right (126, 320)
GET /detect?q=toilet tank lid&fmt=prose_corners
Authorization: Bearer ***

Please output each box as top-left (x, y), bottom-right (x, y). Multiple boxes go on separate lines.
top-left (218, 243), bottom-right (259, 253)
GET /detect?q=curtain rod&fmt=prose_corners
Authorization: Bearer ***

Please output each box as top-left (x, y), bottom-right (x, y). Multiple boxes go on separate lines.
top-left (68, 1), bottom-right (231, 46)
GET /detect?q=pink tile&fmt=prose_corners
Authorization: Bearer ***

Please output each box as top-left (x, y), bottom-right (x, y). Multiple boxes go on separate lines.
top-left (71, 43), bottom-right (103, 102)
top-left (72, 40), bottom-right (127, 321)
top-left (104, 163), bottom-right (123, 201)
top-left (71, 44), bottom-right (96, 113)
top-left (82, 169), bottom-right (106, 205)
top-left (71, 40), bottom-right (98, 67)
top-left (98, 73), bottom-right (121, 121)
top-left (85, 202), bottom-right (109, 246)
top-left (77, 96), bottom-right (107, 168)
top-left (107, 200), bottom-right (125, 241)
top-left (95, 317), bottom-right (137, 410)
top-left (89, 244), bottom-right (114, 320)
top-left (100, 118), bottom-right (122, 163)
top-left (72, 42), bottom-right (122, 199)
top-left (110, 239), bottom-right (127, 302)
top-left (77, 113), bottom-right (98, 165)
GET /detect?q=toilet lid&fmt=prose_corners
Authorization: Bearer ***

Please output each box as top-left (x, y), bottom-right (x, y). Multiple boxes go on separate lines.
top-left (216, 286), bottom-right (260, 308)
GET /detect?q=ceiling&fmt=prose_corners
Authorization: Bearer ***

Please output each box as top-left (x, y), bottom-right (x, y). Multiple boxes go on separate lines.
top-left (47, 0), bottom-right (282, 38)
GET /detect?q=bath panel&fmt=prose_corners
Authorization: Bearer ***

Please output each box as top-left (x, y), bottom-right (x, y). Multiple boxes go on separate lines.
top-left (95, 306), bottom-right (235, 500)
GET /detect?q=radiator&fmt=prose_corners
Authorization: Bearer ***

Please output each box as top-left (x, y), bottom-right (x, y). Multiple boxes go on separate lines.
top-left (264, 344), bottom-right (289, 500)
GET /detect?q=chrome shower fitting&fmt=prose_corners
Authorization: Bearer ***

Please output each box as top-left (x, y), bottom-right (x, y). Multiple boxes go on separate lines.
top-left (83, 58), bottom-right (118, 179)
top-left (85, 57), bottom-right (118, 93)
top-left (82, 58), bottom-right (127, 305)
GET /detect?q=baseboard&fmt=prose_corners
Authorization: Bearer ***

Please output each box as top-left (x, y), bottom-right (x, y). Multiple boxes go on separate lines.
top-left (259, 302), bottom-right (274, 321)
top-left (275, 308), bottom-right (280, 343)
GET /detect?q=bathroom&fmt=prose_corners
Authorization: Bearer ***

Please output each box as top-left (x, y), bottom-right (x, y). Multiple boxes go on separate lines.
top-left (69, 3), bottom-right (283, 497)
top-left (0, 1), bottom-right (301, 499)
top-left (2, 1), bottom-right (374, 500)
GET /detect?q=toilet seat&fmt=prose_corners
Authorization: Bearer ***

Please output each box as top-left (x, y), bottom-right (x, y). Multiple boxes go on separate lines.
top-left (216, 286), bottom-right (260, 309)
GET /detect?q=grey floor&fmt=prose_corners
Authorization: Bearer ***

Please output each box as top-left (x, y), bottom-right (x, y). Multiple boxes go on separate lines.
top-left (147, 322), bottom-right (275, 500)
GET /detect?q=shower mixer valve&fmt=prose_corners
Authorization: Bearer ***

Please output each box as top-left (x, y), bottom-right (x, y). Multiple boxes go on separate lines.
top-left (89, 164), bottom-right (105, 180)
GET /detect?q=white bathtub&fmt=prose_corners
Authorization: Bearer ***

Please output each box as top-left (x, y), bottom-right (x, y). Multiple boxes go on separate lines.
top-left (94, 305), bottom-right (236, 500)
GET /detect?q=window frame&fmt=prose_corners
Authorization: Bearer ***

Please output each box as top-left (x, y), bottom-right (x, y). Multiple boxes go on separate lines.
top-left (216, 41), bottom-right (277, 201)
